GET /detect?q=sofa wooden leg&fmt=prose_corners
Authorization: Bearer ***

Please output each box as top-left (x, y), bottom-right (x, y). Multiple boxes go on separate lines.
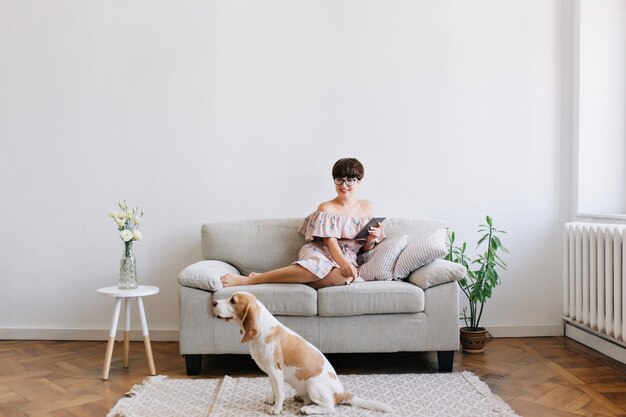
top-left (184, 354), bottom-right (202, 376)
top-left (437, 351), bottom-right (454, 372)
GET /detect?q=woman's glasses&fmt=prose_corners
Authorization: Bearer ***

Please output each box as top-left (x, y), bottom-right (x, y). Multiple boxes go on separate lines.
top-left (334, 178), bottom-right (358, 186)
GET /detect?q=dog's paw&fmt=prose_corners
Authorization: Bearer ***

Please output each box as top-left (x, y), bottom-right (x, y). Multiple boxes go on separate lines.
top-left (263, 395), bottom-right (275, 405)
top-left (269, 405), bottom-right (283, 415)
top-left (300, 405), bottom-right (314, 415)
top-left (300, 405), bottom-right (333, 415)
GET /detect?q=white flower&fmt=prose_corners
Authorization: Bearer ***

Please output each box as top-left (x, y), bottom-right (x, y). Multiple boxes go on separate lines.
top-left (110, 200), bottom-right (144, 243)
top-left (120, 229), bottom-right (134, 242)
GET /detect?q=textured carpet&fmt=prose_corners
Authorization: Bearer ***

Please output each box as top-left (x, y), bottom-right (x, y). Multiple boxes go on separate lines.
top-left (108, 372), bottom-right (519, 417)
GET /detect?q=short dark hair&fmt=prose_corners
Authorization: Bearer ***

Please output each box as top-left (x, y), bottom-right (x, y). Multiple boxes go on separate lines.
top-left (332, 158), bottom-right (364, 180)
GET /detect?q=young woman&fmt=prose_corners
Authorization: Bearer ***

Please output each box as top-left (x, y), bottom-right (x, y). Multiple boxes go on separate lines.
top-left (220, 158), bottom-right (384, 289)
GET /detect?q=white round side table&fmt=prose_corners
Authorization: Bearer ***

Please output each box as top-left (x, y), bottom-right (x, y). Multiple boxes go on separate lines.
top-left (97, 285), bottom-right (160, 380)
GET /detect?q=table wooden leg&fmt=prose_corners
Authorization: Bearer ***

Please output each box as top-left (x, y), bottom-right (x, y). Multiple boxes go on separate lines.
top-left (137, 297), bottom-right (156, 375)
top-left (144, 336), bottom-right (156, 375)
top-left (123, 298), bottom-right (131, 368)
top-left (102, 297), bottom-right (122, 380)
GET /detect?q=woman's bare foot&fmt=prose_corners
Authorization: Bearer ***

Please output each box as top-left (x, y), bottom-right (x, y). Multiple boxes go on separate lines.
top-left (221, 273), bottom-right (252, 287)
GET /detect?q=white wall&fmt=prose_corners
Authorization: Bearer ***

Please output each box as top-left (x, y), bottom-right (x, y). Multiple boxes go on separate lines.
top-left (0, 0), bottom-right (566, 340)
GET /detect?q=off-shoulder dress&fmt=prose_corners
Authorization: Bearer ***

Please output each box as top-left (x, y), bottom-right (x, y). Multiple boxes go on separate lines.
top-left (293, 211), bottom-right (383, 280)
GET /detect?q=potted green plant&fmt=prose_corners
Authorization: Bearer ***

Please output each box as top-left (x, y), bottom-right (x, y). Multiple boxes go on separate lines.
top-left (444, 216), bottom-right (508, 353)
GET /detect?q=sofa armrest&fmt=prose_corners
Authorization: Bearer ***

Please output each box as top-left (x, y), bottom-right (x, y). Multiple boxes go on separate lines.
top-left (178, 260), bottom-right (240, 292)
top-left (406, 259), bottom-right (466, 289)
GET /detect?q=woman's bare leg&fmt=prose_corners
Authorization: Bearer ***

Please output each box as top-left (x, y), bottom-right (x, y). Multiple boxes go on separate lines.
top-left (308, 268), bottom-right (354, 289)
top-left (221, 265), bottom-right (318, 287)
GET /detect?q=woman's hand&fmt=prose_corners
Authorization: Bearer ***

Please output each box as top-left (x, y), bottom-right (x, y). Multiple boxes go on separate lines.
top-left (368, 222), bottom-right (383, 241)
top-left (324, 236), bottom-right (358, 279)
top-left (340, 262), bottom-right (358, 279)
top-left (364, 222), bottom-right (384, 251)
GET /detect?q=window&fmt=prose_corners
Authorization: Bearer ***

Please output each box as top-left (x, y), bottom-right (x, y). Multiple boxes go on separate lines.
top-left (576, 0), bottom-right (626, 218)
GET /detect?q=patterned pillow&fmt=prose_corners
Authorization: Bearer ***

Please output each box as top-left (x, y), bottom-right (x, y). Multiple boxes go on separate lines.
top-left (392, 228), bottom-right (448, 280)
top-left (359, 235), bottom-right (411, 281)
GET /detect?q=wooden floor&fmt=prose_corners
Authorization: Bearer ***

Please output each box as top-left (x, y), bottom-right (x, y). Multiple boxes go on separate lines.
top-left (1, 336), bottom-right (625, 416)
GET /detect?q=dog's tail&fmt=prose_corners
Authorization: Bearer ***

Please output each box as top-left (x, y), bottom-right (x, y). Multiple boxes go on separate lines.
top-left (346, 394), bottom-right (393, 413)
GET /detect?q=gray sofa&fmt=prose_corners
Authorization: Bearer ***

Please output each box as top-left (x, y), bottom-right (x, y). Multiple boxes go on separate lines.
top-left (178, 218), bottom-right (460, 375)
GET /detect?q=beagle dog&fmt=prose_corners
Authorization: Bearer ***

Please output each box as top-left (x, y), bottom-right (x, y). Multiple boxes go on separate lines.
top-left (212, 292), bottom-right (392, 415)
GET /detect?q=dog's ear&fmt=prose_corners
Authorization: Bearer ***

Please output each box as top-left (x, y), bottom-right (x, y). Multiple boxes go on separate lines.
top-left (240, 300), bottom-right (260, 343)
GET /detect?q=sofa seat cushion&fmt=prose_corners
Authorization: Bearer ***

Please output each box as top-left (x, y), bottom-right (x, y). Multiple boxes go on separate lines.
top-left (213, 284), bottom-right (317, 316)
top-left (317, 281), bottom-right (424, 317)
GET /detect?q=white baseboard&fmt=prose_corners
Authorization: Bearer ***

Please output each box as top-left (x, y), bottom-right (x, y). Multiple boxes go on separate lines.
top-left (565, 323), bottom-right (626, 365)
top-left (484, 324), bottom-right (565, 338)
top-left (0, 328), bottom-right (179, 342)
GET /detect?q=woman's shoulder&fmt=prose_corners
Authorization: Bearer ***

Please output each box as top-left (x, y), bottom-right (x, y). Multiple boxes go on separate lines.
top-left (313, 199), bottom-right (374, 219)
top-left (358, 199), bottom-right (374, 214)
top-left (316, 201), bottom-right (336, 213)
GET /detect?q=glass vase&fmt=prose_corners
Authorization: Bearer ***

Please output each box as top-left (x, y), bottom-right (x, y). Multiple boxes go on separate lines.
top-left (119, 241), bottom-right (138, 289)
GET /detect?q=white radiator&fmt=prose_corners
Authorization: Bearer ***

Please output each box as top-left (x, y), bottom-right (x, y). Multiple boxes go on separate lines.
top-left (563, 222), bottom-right (626, 345)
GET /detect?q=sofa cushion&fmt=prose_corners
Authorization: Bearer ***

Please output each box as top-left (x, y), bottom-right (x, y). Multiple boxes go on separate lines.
top-left (317, 281), bottom-right (424, 316)
top-left (201, 219), bottom-right (306, 276)
top-left (382, 218), bottom-right (449, 239)
top-left (213, 284), bottom-right (317, 316)
top-left (358, 234), bottom-right (410, 281)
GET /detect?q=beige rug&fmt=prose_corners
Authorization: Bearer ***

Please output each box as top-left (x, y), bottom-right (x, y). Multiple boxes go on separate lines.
top-left (108, 372), bottom-right (519, 417)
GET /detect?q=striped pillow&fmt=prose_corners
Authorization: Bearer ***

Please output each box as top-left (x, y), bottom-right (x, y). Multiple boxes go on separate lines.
top-left (392, 228), bottom-right (449, 280)
top-left (359, 234), bottom-right (411, 281)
